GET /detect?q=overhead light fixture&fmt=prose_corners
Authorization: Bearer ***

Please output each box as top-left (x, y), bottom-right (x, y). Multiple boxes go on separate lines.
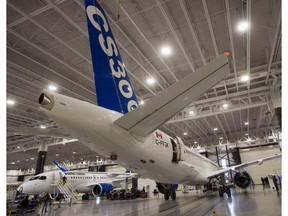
top-left (7, 99), bottom-right (15, 105)
top-left (30, 158), bottom-right (34, 160)
top-left (194, 141), bottom-right (197, 144)
top-left (17, 160), bottom-right (20, 163)
top-left (219, 137), bottom-right (223, 140)
top-left (146, 77), bottom-right (155, 85)
top-left (237, 21), bottom-right (249, 32)
top-left (183, 132), bottom-right (188, 136)
top-left (73, 152), bottom-right (76, 154)
top-left (240, 75), bottom-right (249, 82)
top-left (245, 133), bottom-right (249, 136)
top-left (222, 103), bottom-right (228, 109)
top-left (139, 101), bottom-right (145, 105)
top-left (244, 122), bottom-right (249, 125)
top-left (214, 128), bottom-right (218, 131)
top-left (56, 154), bottom-right (59, 156)
top-left (48, 84), bottom-right (57, 91)
top-left (10, 162), bottom-right (15, 165)
top-left (189, 110), bottom-right (194, 115)
top-left (247, 137), bottom-right (252, 142)
top-left (160, 45), bottom-right (172, 56)
top-left (40, 125), bottom-right (46, 129)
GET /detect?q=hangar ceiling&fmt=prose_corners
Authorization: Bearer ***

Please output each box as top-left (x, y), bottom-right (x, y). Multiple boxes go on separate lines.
top-left (7, 0), bottom-right (281, 170)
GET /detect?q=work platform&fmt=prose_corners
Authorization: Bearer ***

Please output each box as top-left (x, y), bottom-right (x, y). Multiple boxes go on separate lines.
top-left (25, 186), bottom-right (281, 216)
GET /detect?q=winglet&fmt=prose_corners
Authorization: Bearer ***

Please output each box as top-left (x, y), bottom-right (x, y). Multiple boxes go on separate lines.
top-left (53, 161), bottom-right (69, 173)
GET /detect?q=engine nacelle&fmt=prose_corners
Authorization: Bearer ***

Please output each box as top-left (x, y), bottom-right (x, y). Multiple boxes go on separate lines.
top-left (156, 182), bottom-right (178, 194)
top-left (92, 183), bottom-right (113, 196)
top-left (234, 171), bottom-right (252, 189)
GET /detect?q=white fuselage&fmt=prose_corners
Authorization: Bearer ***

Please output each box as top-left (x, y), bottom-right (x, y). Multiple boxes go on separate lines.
top-left (18, 170), bottom-right (130, 195)
top-left (41, 92), bottom-right (219, 186)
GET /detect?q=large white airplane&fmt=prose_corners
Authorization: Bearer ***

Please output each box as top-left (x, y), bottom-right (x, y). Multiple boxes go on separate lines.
top-left (35, 0), bottom-right (281, 200)
top-left (17, 161), bottom-right (137, 200)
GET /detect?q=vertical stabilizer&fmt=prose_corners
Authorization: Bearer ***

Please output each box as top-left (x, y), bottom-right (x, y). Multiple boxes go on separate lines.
top-left (85, 0), bottom-right (138, 113)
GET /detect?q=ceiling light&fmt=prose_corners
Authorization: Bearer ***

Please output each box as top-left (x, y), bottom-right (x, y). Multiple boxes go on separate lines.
top-left (244, 122), bottom-right (249, 125)
top-left (194, 141), bottom-right (197, 144)
top-left (48, 85), bottom-right (57, 91)
top-left (73, 152), bottom-right (76, 154)
top-left (30, 158), bottom-right (34, 160)
top-left (10, 162), bottom-right (15, 164)
top-left (219, 137), bottom-right (223, 140)
top-left (40, 125), bottom-right (46, 129)
top-left (160, 45), bottom-right (172, 56)
top-left (247, 138), bottom-right (252, 142)
top-left (189, 110), bottom-right (194, 115)
top-left (183, 132), bottom-right (188, 136)
top-left (237, 21), bottom-right (249, 32)
top-left (17, 160), bottom-right (20, 163)
top-left (241, 75), bottom-right (249, 82)
top-left (146, 77), bottom-right (155, 85)
top-left (245, 133), bottom-right (249, 136)
top-left (222, 103), bottom-right (228, 109)
top-left (17, 146), bottom-right (20, 149)
top-left (214, 128), bottom-right (218, 131)
top-left (7, 99), bottom-right (15, 105)
top-left (56, 154), bottom-right (59, 156)
top-left (139, 101), bottom-right (144, 105)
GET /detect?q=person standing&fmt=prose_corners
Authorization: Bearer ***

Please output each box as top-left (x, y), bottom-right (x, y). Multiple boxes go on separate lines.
top-left (41, 193), bottom-right (50, 213)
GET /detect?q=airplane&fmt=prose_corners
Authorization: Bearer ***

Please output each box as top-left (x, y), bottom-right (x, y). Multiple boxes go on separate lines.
top-left (17, 161), bottom-right (138, 200)
top-left (35, 0), bottom-right (281, 200)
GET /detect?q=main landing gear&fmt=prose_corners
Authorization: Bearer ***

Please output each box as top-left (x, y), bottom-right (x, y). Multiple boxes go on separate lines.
top-left (218, 186), bottom-right (231, 198)
top-left (164, 190), bottom-right (176, 200)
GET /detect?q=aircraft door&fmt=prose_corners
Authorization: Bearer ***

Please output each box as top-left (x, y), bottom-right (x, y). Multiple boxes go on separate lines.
top-left (170, 138), bottom-right (182, 163)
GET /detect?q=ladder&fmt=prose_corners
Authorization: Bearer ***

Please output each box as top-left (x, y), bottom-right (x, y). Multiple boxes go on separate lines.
top-left (52, 179), bottom-right (78, 203)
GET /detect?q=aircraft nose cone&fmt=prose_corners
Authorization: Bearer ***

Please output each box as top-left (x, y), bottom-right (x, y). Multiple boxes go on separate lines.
top-left (17, 186), bottom-right (23, 193)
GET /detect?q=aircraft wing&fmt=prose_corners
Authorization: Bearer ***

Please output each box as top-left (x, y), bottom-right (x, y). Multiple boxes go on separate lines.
top-left (7, 126), bottom-right (71, 138)
top-left (206, 153), bottom-right (281, 179)
top-left (114, 54), bottom-right (229, 136)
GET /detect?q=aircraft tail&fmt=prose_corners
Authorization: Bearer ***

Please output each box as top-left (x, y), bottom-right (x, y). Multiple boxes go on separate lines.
top-left (53, 161), bottom-right (69, 173)
top-left (85, 0), bottom-right (138, 114)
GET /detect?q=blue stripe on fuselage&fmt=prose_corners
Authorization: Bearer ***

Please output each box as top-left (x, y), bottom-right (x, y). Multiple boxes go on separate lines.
top-left (85, 0), bottom-right (138, 114)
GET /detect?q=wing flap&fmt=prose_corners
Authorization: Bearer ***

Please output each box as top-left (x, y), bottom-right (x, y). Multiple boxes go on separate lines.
top-left (114, 54), bottom-right (229, 136)
top-left (206, 153), bottom-right (281, 179)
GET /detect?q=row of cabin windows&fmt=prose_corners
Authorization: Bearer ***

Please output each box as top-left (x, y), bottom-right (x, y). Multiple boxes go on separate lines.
top-left (67, 176), bottom-right (108, 180)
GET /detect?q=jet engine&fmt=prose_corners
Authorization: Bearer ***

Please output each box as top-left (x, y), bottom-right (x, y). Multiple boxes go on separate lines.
top-left (234, 171), bottom-right (252, 189)
top-left (92, 183), bottom-right (113, 196)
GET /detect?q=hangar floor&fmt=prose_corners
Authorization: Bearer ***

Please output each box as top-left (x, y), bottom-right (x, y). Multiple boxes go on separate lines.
top-left (26, 186), bottom-right (281, 216)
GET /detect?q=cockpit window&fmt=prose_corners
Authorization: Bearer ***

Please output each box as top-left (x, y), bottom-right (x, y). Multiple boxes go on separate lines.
top-left (29, 176), bottom-right (40, 181)
top-left (39, 176), bottom-right (47, 180)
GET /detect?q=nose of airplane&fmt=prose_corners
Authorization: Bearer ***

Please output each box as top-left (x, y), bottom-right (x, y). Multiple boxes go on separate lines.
top-left (17, 185), bottom-right (23, 193)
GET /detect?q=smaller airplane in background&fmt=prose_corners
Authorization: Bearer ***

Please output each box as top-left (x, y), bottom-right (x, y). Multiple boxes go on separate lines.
top-left (17, 161), bottom-right (138, 200)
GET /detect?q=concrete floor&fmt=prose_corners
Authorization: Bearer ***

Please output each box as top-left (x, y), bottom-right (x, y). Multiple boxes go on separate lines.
top-left (35, 186), bottom-right (281, 216)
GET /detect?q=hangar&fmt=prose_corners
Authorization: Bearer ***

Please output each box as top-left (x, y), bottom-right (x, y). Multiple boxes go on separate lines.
top-left (7, 0), bottom-right (282, 215)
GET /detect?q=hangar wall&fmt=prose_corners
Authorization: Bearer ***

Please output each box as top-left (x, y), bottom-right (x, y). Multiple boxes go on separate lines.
top-left (240, 145), bottom-right (281, 184)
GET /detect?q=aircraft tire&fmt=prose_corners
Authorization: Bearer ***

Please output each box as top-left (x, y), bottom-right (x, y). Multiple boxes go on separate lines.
top-left (164, 192), bottom-right (170, 200)
top-left (171, 191), bottom-right (176, 200)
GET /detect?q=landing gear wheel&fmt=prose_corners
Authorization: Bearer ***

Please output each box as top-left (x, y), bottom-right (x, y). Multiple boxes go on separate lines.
top-left (82, 193), bottom-right (89, 200)
top-left (226, 187), bottom-right (231, 197)
top-left (218, 187), bottom-right (224, 197)
top-left (164, 192), bottom-right (170, 200)
top-left (171, 191), bottom-right (176, 200)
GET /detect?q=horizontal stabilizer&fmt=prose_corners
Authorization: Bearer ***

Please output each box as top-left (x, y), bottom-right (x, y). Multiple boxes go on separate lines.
top-left (114, 54), bottom-right (229, 136)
